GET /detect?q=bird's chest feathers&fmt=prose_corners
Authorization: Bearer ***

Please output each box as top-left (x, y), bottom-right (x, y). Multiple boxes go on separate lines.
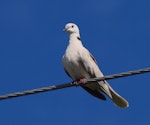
top-left (65, 44), bottom-right (82, 66)
top-left (64, 44), bottom-right (88, 79)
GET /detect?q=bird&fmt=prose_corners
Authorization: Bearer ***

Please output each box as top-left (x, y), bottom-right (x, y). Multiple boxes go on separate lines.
top-left (62, 23), bottom-right (128, 108)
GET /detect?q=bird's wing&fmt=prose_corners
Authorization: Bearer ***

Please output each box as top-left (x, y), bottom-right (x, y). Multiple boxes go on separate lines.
top-left (76, 48), bottom-right (109, 100)
top-left (89, 52), bottom-right (98, 65)
top-left (78, 47), bottom-right (103, 78)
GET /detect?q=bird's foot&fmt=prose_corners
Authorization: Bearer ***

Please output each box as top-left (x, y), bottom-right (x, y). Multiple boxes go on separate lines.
top-left (72, 78), bottom-right (87, 86)
top-left (79, 78), bottom-right (87, 84)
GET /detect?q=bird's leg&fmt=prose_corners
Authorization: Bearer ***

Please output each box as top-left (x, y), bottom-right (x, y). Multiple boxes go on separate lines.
top-left (79, 78), bottom-right (86, 84)
top-left (72, 78), bottom-right (86, 86)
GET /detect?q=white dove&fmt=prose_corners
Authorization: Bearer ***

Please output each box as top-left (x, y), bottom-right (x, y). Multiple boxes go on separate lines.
top-left (62, 23), bottom-right (128, 108)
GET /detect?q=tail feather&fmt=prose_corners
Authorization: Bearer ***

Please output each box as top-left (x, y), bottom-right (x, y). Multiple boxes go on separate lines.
top-left (98, 82), bottom-right (112, 99)
top-left (99, 81), bottom-right (129, 108)
top-left (81, 81), bottom-right (129, 108)
top-left (107, 83), bottom-right (129, 108)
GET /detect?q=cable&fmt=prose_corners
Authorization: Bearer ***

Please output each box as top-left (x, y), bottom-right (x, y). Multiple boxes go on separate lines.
top-left (0, 67), bottom-right (150, 101)
top-left (87, 67), bottom-right (150, 82)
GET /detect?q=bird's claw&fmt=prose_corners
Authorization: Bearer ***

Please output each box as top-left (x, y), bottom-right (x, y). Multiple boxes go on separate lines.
top-left (72, 78), bottom-right (87, 86)
top-left (79, 78), bottom-right (86, 84)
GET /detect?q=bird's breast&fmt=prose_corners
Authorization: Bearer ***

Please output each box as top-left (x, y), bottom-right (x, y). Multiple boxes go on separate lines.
top-left (63, 47), bottom-right (90, 80)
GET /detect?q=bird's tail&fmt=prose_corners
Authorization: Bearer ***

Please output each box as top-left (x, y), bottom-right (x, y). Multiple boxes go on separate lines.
top-left (99, 82), bottom-right (129, 108)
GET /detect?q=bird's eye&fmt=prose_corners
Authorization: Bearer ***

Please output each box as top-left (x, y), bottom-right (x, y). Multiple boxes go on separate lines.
top-left (71, 25), bottom-right (74, 28)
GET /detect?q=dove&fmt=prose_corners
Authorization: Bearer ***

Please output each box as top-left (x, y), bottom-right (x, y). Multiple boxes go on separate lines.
top-left (62, 23), bottom-right (128, 108)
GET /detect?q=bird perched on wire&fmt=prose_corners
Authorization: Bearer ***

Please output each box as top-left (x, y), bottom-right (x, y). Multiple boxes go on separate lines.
top-left (62, 23), bottom-right (128, 108)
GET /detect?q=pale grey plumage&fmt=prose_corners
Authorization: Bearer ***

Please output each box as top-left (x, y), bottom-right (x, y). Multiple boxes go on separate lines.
top-left (62, 23), bottom-right (128, 108)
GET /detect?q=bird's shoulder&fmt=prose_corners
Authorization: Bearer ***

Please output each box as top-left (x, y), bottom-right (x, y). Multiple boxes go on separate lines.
top-left (82, 47), bottom-right (98, 65)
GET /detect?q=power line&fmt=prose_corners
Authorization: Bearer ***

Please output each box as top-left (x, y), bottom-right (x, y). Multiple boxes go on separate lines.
top-left (0, 67), bottom-right (150, 101)
top-left (87, 67), bottom-right (150, 82)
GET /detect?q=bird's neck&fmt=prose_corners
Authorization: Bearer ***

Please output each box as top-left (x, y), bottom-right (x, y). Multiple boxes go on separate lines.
top-left (69, 33), bottom-right (82, 44)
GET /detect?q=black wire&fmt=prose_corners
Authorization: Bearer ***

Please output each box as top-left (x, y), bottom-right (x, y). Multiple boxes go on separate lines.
top-left (0, 67), bottom-right (150, 100)
top-left (87, 67), bottom-right (150, 82)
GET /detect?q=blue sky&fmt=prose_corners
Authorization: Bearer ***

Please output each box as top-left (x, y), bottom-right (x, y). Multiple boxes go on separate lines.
top-left (0, 0), bottom-right (150, 125)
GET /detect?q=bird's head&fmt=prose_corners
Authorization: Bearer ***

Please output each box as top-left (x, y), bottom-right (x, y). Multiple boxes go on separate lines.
top-left (64, 23), bottom-right (80, 35)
